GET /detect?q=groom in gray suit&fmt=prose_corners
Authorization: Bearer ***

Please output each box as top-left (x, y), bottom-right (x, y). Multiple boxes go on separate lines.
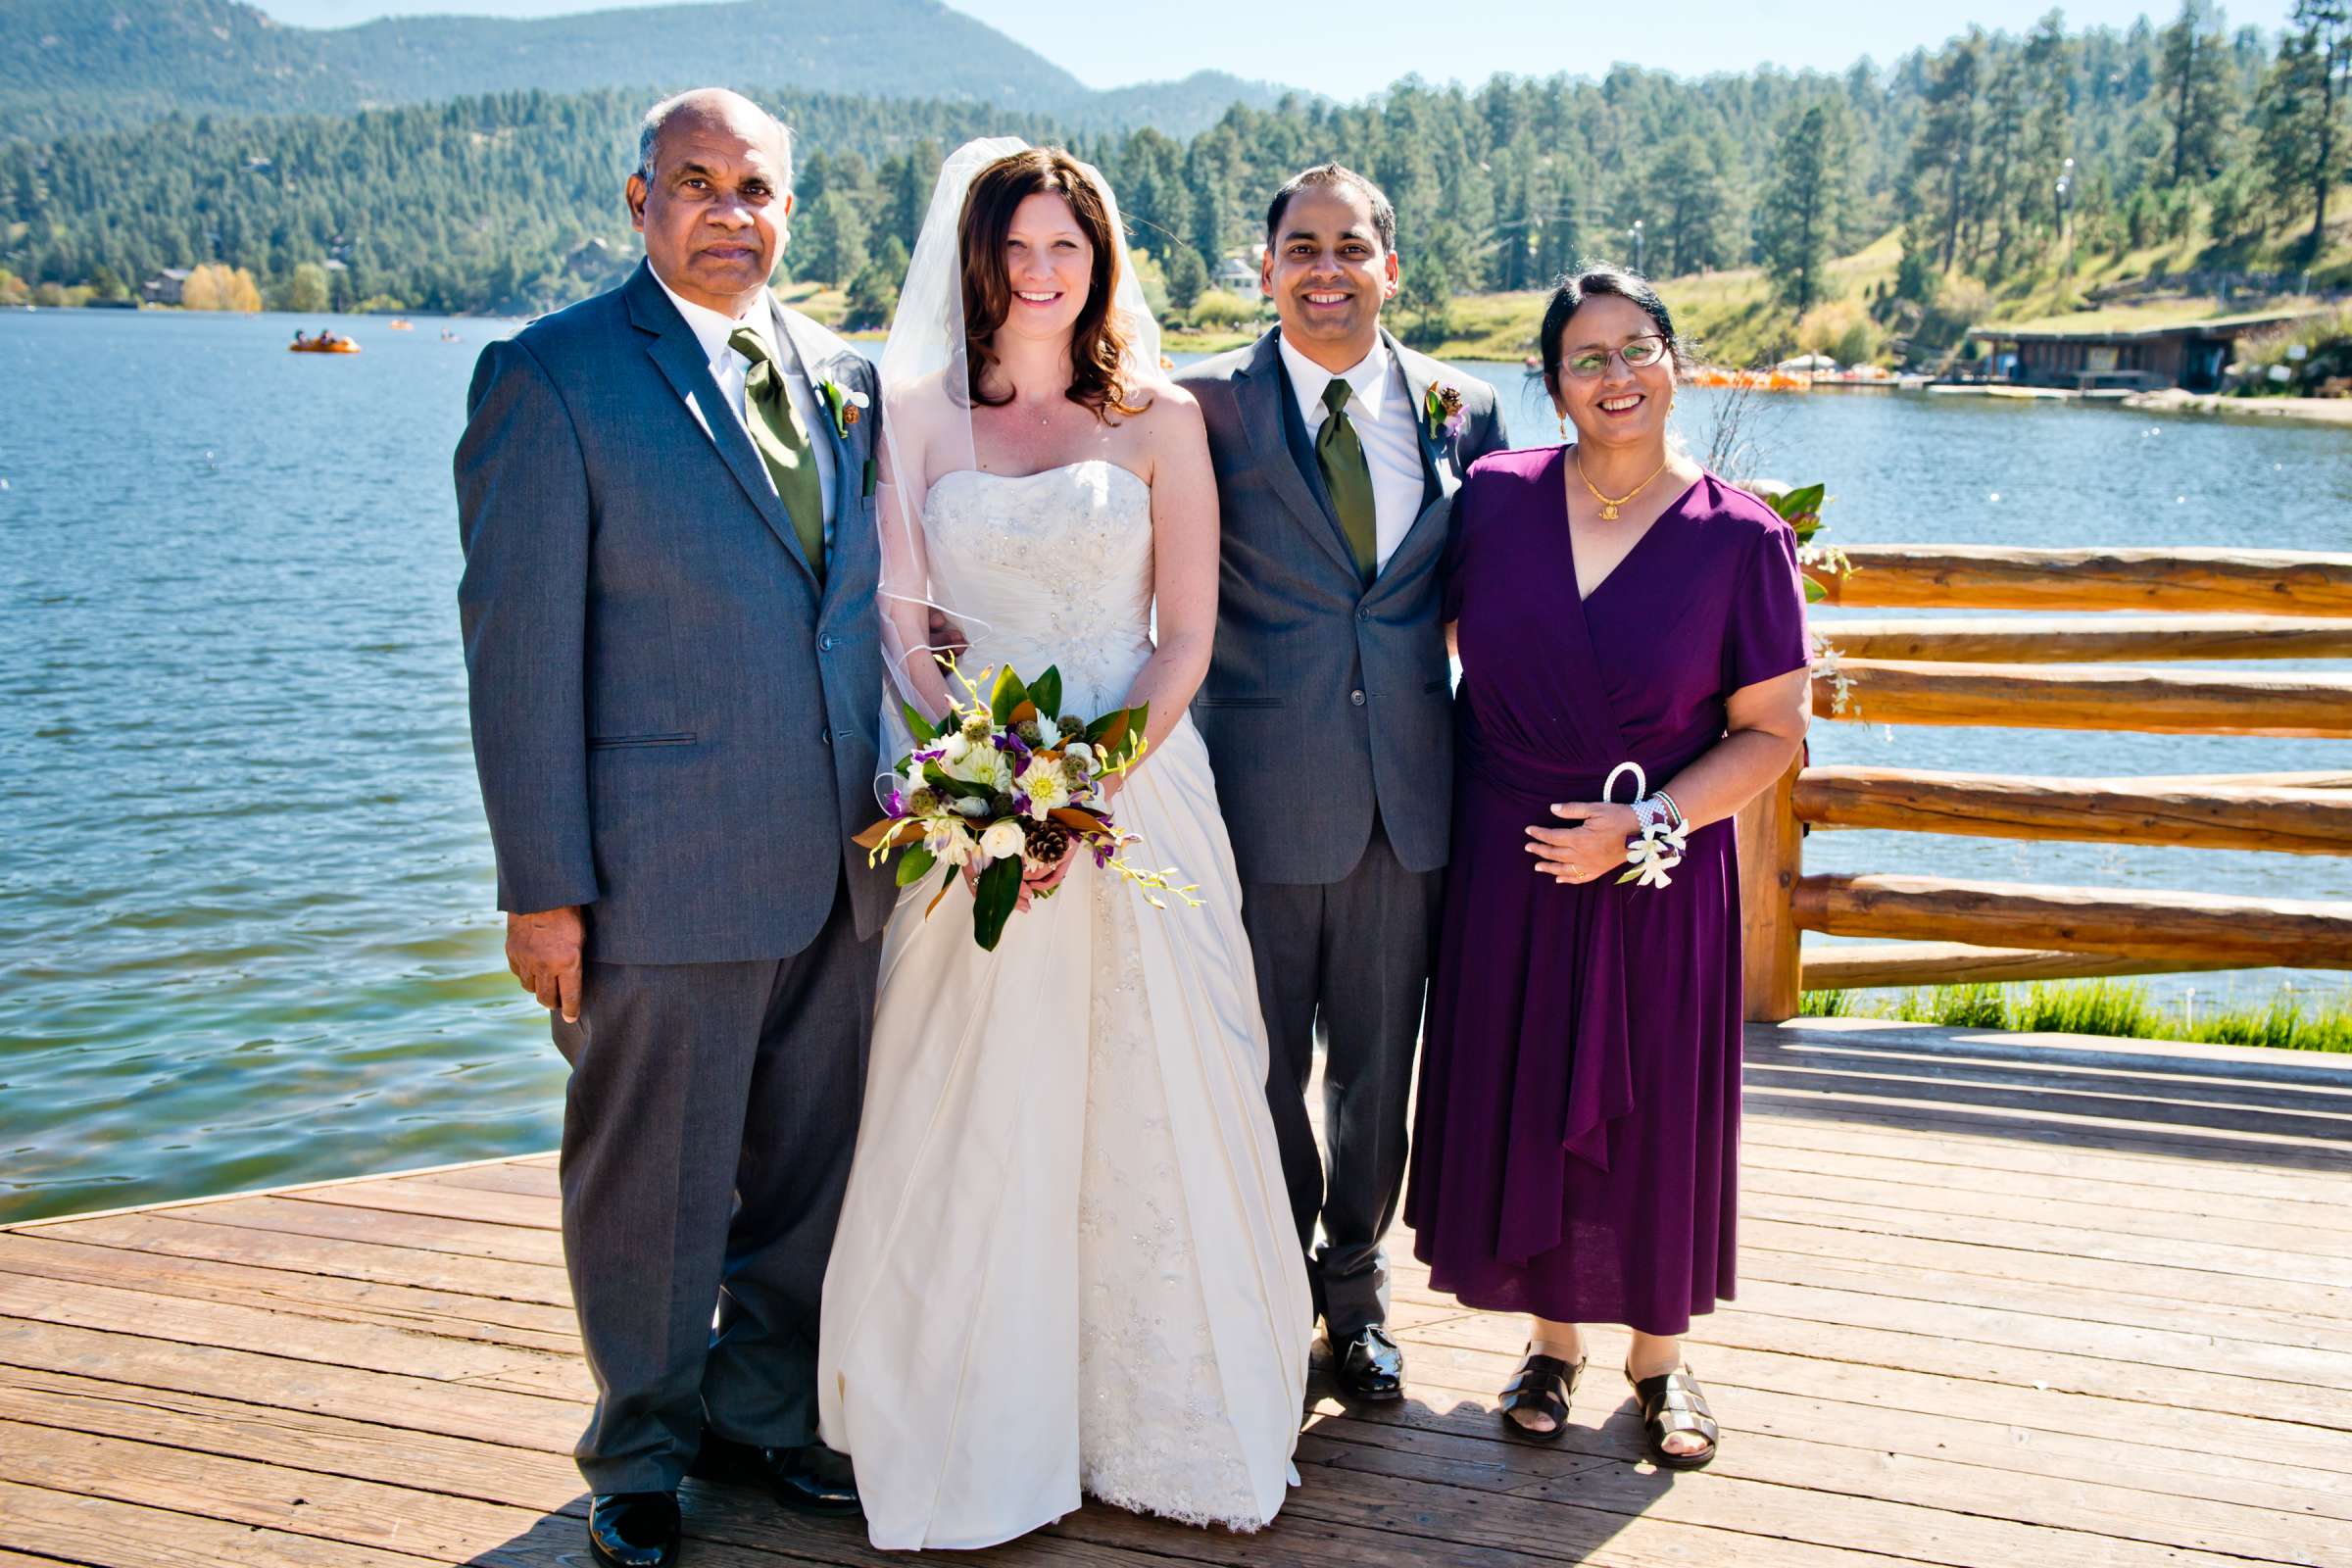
top-left (1180, 165), bottom-right (1508, 1402)
top-left (455, 90), bottom-right (888, 1568)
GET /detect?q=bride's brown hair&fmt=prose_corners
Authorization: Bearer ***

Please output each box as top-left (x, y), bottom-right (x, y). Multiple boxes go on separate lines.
top-left (958, 147), bottom-right (1148, 422)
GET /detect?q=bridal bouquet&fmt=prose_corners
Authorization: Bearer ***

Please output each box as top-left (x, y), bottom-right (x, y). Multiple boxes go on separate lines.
top-left (854, 662), bottom-right (1197, 952)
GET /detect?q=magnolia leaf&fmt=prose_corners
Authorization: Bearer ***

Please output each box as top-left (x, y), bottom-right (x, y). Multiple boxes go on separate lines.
top-left (1009, 699), bottom-right (1039, 725)
top-left (1050, 807), bottom-right (1112, 838)
top-left (1088, 703), bottom-right (1149, 764)
top-left (990, 666), bottom-right (1029, 726)
top-left (972, 855), bottom-right (1023, 952)
top-left (1103, 702), bottom-right (1150, 768)
top-left (852, 817), bottom-right (926, 852)
top-left (895, 846), bottom-right (938, 887)
top-left (901, 701), bottom-right (933, 742)
top-left (924, 866), bottom-right (956, 919)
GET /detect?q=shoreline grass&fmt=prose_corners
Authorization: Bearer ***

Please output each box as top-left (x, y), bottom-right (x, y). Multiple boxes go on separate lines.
top-left (1801, 978), bottom-right (2352, 1054)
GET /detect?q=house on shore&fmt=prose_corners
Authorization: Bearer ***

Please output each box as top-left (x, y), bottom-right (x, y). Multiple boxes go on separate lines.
top-left (141, 268), bottom-right (193, 306)
top-left (1212, 252), bottom-right (1263, 302)
top-left (1967, 310), bottom-right (2308, 393)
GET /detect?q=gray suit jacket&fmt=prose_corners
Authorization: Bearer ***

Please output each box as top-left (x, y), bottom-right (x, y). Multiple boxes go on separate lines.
top-left (1180, 327), bottom-right (1509, 885)
top-left (455, 260), bottom-right (891, 964)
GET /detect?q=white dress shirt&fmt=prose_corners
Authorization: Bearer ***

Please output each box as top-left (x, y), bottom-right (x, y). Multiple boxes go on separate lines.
top-left (654, 274), bottom-right (838, 536)
top-left (1278, 331), bottom-right (1429, 575)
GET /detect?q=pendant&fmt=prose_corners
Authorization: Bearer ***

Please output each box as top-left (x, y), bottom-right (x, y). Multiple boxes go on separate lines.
top-left (1599, 502), bottom-right (1621, 521)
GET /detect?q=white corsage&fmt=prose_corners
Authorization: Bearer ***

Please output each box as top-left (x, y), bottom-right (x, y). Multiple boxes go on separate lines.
top-left (816, 377), bottom-right (869, 438)
top-left (1604, 761), bottom-right (1689, 890)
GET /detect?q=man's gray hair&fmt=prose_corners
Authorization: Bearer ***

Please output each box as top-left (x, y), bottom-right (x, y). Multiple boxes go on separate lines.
top-left (635, 89), bottom-right (795, 195)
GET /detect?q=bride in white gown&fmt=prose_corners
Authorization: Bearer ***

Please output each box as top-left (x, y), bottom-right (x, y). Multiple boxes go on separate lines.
top-left (814, 140), bottom-right (1313, 1551)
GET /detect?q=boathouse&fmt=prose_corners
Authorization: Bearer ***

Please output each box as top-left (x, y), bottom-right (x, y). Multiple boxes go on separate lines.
top-left (1967, 310), bottom-right (2306, 392)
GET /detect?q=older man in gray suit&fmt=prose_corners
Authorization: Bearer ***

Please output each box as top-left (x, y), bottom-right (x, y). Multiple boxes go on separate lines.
top-left (455, 89), bottom-right (888, 1568)
top-left (1179, 164), bottom-right (1508, 1403)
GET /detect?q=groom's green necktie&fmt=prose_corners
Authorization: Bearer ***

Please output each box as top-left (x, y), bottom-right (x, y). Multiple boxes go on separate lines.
top-left (728, 325), bottom-right (827, 581)
top-left (1316, 377), bottom-right (1379, 582)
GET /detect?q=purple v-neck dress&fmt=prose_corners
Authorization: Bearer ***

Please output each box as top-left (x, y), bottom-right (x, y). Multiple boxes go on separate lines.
top-left (1405, 446), bottom-right (1809, 1335)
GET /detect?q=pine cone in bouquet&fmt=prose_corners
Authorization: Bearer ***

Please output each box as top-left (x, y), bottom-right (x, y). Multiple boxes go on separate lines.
top-left (1022, 816), bottom-right (1072, 869)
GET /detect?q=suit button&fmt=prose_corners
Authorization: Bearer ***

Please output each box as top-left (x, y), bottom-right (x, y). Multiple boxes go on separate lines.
top-left (1356, 608), bottom-right (1371, 621)
top-left (1349, 689), bottom-right (1367, 707)
top-left (820, 634), bottom-right (836, 652)
top-left (820, 729), bottom-right (834, 747)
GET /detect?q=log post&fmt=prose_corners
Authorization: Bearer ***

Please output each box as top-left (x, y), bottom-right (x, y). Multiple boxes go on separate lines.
top-left (1739, 754), bottom-right (1805, 1023)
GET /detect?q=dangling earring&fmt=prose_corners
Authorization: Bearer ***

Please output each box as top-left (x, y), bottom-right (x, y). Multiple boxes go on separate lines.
top-left (1557, 414), bottom-right (1569, 440)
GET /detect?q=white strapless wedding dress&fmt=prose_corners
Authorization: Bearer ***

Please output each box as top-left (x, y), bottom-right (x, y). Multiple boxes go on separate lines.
top-left (816, 460), bottom-right (1313, 1551)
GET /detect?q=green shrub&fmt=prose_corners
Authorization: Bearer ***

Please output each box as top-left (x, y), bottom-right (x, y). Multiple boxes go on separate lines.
top-left (1799, 979), bottom-right (2352, 1053)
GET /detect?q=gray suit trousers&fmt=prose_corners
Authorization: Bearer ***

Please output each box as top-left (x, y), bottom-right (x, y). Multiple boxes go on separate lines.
top-left (551, 880), bottom-right (879, 1494)
top-left (1241, 815), bottom-right (1442, 1341)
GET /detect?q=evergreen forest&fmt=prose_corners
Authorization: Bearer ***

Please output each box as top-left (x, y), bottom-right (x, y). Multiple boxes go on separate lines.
top-left (4, 2), bottom-right (2347, 362)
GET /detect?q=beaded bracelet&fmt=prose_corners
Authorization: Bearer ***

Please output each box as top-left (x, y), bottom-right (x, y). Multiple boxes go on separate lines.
top-left (1602, 763), bottom-right (1690, 891)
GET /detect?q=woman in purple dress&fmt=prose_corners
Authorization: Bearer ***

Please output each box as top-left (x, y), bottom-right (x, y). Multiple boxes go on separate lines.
top-left (1404, 267), bottom-right (1811, 1468)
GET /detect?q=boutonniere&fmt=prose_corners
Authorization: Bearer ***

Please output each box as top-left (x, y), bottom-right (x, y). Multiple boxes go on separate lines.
top-left (1423, 382), bottom-right (1465, 442)
top-left (817, 378), bottom-right (868, 438)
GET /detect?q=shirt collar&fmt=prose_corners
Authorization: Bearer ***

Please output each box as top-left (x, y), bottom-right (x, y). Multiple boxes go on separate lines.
top-left (653, 271), bottom-right (777, 372)
top-left (1278, 330), bottom-right (1396, 422)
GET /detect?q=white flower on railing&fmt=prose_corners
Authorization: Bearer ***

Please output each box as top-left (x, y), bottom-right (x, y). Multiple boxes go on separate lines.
top-left (1811, 630), bottom-right (1856, 717)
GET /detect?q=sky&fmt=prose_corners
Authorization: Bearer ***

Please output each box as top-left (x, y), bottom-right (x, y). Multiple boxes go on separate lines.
top-left (256, 0), bottom-right (2303, 99)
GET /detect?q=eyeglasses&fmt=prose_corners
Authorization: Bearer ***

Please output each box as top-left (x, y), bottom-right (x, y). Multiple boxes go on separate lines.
top-left (1563, 335), bottom-right (1670, 379)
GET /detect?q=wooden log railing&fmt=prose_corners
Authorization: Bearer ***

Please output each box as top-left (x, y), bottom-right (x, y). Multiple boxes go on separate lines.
top-left (1802, 545), bottom-right (2352, 613)
top-left (1792, 874), bottom-right (2352, 969)
top-left (1821, 613), bottom-right (2352, 663)
top-left (1810, 662), bottom-right (2352, 737)
top-left (1798, 944), bottom-right (2246, 990)
top-left (1791, 767), bottom-right (2352, 855)
top-left (1738, 542), bottom-right (2352, 1019)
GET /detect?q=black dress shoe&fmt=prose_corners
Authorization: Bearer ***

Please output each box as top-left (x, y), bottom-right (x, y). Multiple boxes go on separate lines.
top-left (690, 1433), bottom-right (860, 1517)
top-left (587, 1491), bottom-right (680, 1568)
top-left (1333, 1324), bottom-right (1405, 1402)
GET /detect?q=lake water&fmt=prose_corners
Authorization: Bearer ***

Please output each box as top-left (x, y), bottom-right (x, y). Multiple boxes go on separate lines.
top-left (2, 307), bottom-right (2348, 1223)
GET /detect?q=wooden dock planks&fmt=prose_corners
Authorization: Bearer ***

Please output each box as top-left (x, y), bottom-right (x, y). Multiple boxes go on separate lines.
top-left (3, 1019), bottom-right (2348, 1567)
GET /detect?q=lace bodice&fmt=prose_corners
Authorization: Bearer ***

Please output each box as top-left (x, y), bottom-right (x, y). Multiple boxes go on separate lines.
top-left (924, 460), bottom-right (1154, 715)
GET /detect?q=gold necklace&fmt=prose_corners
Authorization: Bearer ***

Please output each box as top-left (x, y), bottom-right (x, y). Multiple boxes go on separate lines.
top-left (1574, 448), bottom-right (1672, 522)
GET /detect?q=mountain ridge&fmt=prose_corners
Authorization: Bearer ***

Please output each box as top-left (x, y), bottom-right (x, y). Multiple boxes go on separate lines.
top-left (0, 0), bottom-right (1303, 139)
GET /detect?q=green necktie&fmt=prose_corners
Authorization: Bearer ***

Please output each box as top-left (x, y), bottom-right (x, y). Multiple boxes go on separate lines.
top-left (1316, 377), bottom-right (1379, 581)
top-left (728, 325), bottom-right (827, 581)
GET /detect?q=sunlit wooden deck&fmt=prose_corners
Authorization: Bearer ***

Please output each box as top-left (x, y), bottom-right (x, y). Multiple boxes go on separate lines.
top-left (4, 1018), bottom-right (2349, 1567)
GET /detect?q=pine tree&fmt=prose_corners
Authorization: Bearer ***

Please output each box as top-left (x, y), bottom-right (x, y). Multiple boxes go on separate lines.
top-left (1759, 101), bottom-right (1847, 317)
top-left (1163, 243), bottom-right (1207, 312)
top-left (1651, 135), bottom-right (1734, 275)
top-left (2022, 13), bottom-right (2077, 248)
top-left (1399, 220), bottom-right (1472, 345)
top-left (2256, 0), bottom-right (2352, 252)
top-left (798, 188), bottom-right (869, 288)
top-left (845, 237), bottom-right (906, 330)
top-left (1903, 32), bottom-right (1986, 277)
top-left (2159, 1), bottom-right (2239, 187)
